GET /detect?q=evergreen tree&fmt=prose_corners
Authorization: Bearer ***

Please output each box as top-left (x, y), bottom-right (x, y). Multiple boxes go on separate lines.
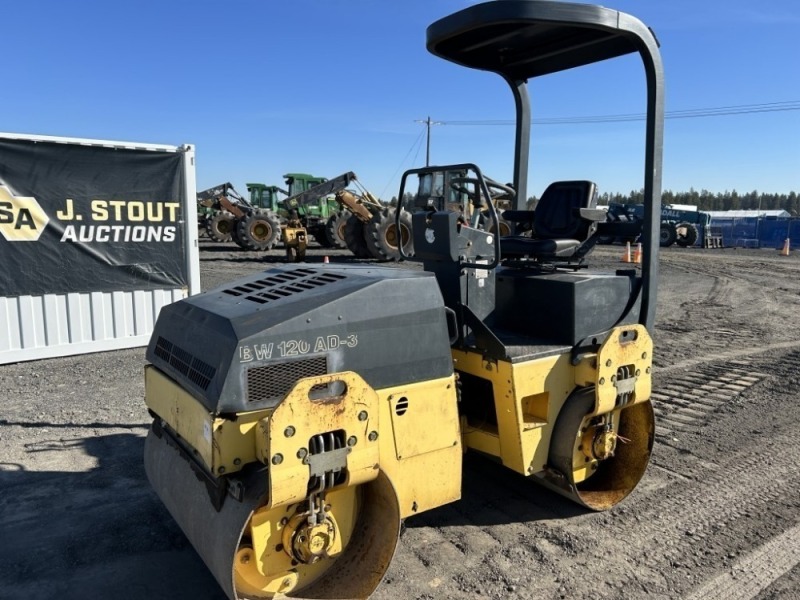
top-left (597, 188), bottom-right (797, 213)
top-left (789, 191), bottom-right (799, 216)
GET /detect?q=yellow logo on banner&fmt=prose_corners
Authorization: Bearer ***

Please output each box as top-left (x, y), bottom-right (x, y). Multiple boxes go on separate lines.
top-left (0, 185), bottom-right (50, 241)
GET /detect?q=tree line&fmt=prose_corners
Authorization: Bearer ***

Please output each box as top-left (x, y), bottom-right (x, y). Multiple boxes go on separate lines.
top-left (394, 189), bottom-right (800, 216)
top-left (596, 189), bottom-right (800, 215)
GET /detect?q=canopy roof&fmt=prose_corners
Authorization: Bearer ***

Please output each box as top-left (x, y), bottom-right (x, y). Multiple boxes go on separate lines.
top-left (427, 1), bottom-right (658, 81)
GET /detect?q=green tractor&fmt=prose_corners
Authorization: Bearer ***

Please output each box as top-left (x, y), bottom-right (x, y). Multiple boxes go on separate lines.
top-left (245, 183), bottom-right (288, 213)
top-left (282, 173), bottom-right (341, 247)
top-left (198, 183), bottom-right (282, 251)
top-left (244, 171), bottom-right (416, 260)
top-left (248, 174), bottom-right (341, 248)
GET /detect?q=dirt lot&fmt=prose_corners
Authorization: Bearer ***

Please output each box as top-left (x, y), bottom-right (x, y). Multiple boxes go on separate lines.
top-left (2, 241), bottom-right (800, 600)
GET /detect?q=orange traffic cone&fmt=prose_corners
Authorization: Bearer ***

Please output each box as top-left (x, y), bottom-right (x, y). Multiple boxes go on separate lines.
top-left (633, 242), bottom-right (643, 264)
top-left (622, 241), bottom-right (632, 263)
top-left (323, 255), bottom-right (330, 263)
top-left (780, 238), bottom-right (790, 256)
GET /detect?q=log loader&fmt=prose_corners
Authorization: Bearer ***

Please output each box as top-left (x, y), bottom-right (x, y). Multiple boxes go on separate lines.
top-left (144, 1), bottom-right (664, 598)
top-left (250, 171), bottom-right (414, 260)
top-left (278, 172), bottom-right (415, 261)
top-left (198, 182), bottom-right (282, 250)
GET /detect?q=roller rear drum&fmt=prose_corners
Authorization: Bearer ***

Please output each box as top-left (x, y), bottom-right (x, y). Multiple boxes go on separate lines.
top-left (542, 389), bottom-right (655, 511)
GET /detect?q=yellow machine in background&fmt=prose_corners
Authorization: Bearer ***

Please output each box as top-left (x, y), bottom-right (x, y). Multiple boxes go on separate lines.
top-left (144, 1), bottom-right (664, 598)
top-left (281, 211), bottom-right (308, 262)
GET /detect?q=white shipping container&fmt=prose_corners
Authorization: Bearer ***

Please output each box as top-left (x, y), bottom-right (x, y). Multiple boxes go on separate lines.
top-left (0, 132), bottom-right (200, 364)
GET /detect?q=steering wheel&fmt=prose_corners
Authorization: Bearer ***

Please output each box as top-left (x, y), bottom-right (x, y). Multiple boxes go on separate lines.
top-left (395, 164), bottom-right (503, 270)
top-left (450, 177), bottom-right (516, 204)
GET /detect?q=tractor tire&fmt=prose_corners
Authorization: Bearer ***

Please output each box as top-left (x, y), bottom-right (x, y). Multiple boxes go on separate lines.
top-left (675, 222), bottom-right (699, 247)
top-left (365, 207), bottom-right (414, 261)
top-left (324, 212), bottom-right (349, 249)
top-left (659, 222), bottom-right (677, 247)
top-left (231, 217), bottom-right (246, 249)
top-left (235, 210), bottom-right (281, 251)
top-left (482, 211), bottom-right (512, 237)
top-left (343, 214), bottom-right (373, 259)
top-left (314, 226), bottom-right (333, 248)
top-left (205, 210), bottom-right (236, 243)
top-left (364, 229), bottom-right (383, 260)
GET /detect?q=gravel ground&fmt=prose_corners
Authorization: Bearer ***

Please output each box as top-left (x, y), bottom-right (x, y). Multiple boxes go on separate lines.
top-left (2, 240), bottom-right (799, 600)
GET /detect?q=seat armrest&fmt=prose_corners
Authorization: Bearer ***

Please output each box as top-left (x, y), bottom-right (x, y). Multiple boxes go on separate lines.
top-left (576, 208), bottom-right (608, 222)
top-left (502, 209), bottom-right (536, 223)
top-left (595, 221), bottom-right (643, 237)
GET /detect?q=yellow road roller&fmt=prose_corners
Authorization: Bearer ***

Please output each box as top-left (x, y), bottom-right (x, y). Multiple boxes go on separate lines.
top-left (144, 1), bottom-right (664, 598)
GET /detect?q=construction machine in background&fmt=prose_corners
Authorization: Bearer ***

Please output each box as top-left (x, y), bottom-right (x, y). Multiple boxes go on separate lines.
top-left (277, 171), bottom-right (416, 260)
top-left (600, 202), bottom-right (715, 247)
top-left (241, 171), bottom-right (413, 259)
top-left (282, 172), bottom-right (361, 250)
top-left (197, 182), bottom-right (282, 250)
top-left (251, 173), bottom-right (340, 248)
top-left (660, 205), bottom-right (714, 247)
top-left (144, 2), bottom-right (664, 599)
top-left (245, 183), bottom-right (290, 215)
top-left (409, 166), bottom-right (515, 235)
top-left (258, 171), bottom-right (415, 261)
top-left (196, 182), bottom-right (244, 242)
top-left (199, 174), bottom-right (346, 251)
top-left (333, 186), bottom-right (414, 260)
top-left (201, 172), bottom-right (415, 260)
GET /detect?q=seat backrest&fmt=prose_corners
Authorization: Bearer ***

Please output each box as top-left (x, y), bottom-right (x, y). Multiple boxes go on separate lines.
top-left (534, 180), bottom-right (597, 240)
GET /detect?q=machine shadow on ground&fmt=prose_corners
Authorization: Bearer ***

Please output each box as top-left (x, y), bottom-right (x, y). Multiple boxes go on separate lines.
top-left (0, 429), bottom-right (226, 600)
top-left (0, 422), bottom-right (588, 599)
top-left (405, 452), bottom-right (587, 531)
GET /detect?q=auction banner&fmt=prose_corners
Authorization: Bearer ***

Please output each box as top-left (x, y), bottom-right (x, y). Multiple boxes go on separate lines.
top-left (0, 138), bottom-right (188, 297)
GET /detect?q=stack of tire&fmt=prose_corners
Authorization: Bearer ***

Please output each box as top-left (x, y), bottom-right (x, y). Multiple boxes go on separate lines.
top-left (323, 207), bottom-right (414, 261)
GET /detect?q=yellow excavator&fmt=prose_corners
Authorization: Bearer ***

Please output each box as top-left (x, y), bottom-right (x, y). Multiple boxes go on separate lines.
top-left (143, 1), bottom-right (664, 598)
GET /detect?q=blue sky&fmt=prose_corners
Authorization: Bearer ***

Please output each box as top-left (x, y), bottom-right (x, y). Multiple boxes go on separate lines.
top-left (4, 0), bottom-right (798, 200)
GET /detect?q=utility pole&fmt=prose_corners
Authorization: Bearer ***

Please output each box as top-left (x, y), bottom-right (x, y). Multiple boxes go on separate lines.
top-left (414, 116), bottom-right (442, 166)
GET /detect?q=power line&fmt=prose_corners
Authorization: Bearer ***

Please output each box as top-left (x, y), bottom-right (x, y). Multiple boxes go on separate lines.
top-left (414, 116), bottom-right (443, 165)
top-left (410, 129), bottom-right (426, 167)
top-left (383, 100), bottom-right (798, 198)
top-left (439, 100), bottom-right (800, 126)
top-left (380, 127), bottom-right (426, 199)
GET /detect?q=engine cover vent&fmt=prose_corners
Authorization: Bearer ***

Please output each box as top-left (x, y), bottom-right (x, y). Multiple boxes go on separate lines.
top-left (154, 336), bottom-right (216, 390)
top-left (247, 355), bottom-right (328, 404)
top-left (221, 268), bottom-right (347, 305)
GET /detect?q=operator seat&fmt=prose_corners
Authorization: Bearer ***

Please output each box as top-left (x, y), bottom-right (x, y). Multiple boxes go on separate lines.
top-left (500, 180), bottom-right (604, 261)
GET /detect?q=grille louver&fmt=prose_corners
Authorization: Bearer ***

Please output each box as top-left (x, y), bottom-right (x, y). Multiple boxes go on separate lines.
top-left (221, 268), bottom-right (347, 305)
top-left (247, 356), bottom-right (328, 404)
top-left (154, 336), bottom-right (216, 390)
